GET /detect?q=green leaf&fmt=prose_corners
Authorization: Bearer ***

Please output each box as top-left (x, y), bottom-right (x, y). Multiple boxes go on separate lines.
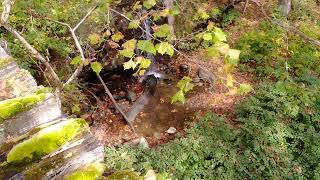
top-left (177, 76), bottom-right (194, 93)
top-left (122, 39), bottom-right (137, 50)
top-left (128, 20), bottom-right (140, 29)
top-left (137, 40), bottom-right (156, 55)
top-left (206, 46), bottom-right (220, 58)
top-left (214, 42), bottom-right (230, 55)
top-left (123, 59), bottom-right (137, 70)
top-left (91, 62), bottom-right (103, 74)
top-left (119, 49), bottom-right (135, 58)
top-left (169, 6), bottom-right (180, 16)
top-left (154, 24), bottom-right (171, 38)
top-left (140, 58), bottom-right (152, 69)
top-left (227, 49), bottom-right (241, 60)
top-left (226, 49), bottom-right (241, 66)
top-left (202, 33), bottom-right (213, 41)
top-left (155, 42), bottom-right (167, 55)
top-left (143, 0), bottom-right (156, 9)
top-left (213, 27), bottom-right (227, 42)
top-left (111, 32), bottom-right (124, 42)
top-left (88, 33), bottom-right (101, 45)
top-left (71, 104), bottom-right (81, 114)
top-left (155, 42), bottom-right (174, 56)
top-left (171, 90), bottom-right (186, 104)
top-left (166, 45), bottom-right (174, 56)
top-left (238, 83), bottom-right (253, 95)
top-left (133, 1), bottom-right (142, 10)
top-left (70, 56), bottom-right (82, 65)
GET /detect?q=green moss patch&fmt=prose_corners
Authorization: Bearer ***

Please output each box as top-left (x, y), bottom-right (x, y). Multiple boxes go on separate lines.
top-left (6, 118), bottom-right (88, 163)
top-left (0, 57), bottom-right (14, 69)
top-left (66, 162), bottom-right (106, 180)
top-left (0, 93), bottom-right (47, 123)
top-left (106, 170), bottom-right (141, 180)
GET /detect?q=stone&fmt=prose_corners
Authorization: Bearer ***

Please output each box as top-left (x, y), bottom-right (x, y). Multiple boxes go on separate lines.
top-left (166, 127), bottom-right (177, 134)
top-left (144, 170), bottom-right (156, 180)
top-left (197, 67), bottom-right (215, 84)
top-left (139, 137), bottom-right (149, 148)
top-left (179, 64), bottom-right (189, 73)
top-left (126, 90), bottom-right (137, 102)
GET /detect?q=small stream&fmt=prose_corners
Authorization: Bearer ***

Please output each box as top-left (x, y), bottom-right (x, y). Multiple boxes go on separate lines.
top-left (132, 79), bottom-right (200, 137)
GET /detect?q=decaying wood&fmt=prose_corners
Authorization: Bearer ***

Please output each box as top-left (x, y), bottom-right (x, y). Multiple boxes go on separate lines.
top-left (0, 95), bottom-right (62, 144)
top-left (0, 40), bottom-right (104, 179)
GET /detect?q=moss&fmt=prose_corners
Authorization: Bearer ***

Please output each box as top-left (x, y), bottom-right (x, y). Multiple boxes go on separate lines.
top-left (66, 162), bottom-right (106, 180)
top-left (0, 93), bottom-right (47, 123)
top-left (106, 170), bottom-right (141, 180)
top-left (0, 57), bottom-right (14, 69)
top-left (6, 118), bottom-right (88, 163)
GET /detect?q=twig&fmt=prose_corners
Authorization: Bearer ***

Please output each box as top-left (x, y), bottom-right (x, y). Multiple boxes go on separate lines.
top-left (73, 6), bottom-right (97, 32)
top-left (48, 6), bottom-right (97, 86)
top-left (251, 1), bottom-right (320, 48)
top-left (1, 0), bottom-right (63, 89)
top-left (96, 73), bottom-right (137, 134)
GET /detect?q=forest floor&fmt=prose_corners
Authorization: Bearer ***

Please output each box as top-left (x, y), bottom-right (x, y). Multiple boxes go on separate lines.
top-left (88, 1), bottom-right (266, 147)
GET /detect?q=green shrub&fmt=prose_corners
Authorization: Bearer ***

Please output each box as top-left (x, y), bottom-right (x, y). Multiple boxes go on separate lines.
top-left (236, 21), bottom-right (320, 79)
top-left (105, 80), bottom-right (320, 179)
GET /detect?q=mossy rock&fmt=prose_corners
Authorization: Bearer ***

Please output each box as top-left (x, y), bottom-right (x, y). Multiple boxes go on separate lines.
top-left (5, 118), bottom-right (88, 164)
top-left (107, 170), bottom-right (141, 180)
top-left (0, 93), bottom-right (48, 123)
top-left (65, 162), bottom-right (106, 180)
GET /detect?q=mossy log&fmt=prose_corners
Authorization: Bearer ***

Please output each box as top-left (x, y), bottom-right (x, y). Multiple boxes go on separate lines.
top-left (0, 46), bottom-right (105, 179)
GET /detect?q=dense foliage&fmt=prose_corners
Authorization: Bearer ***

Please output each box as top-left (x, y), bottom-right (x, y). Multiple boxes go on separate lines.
top-left (106, 79), bottom-right (320, 179)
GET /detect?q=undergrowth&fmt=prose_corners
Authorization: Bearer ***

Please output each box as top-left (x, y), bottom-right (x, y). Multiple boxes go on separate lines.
top-left (236, 21), bottom-right (320, 80)
top-left (105, 79), bottom-right (320, 179)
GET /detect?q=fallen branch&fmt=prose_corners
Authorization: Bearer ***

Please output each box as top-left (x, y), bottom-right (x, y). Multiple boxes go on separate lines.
top-left (96, 73), bottom-right (137, 134)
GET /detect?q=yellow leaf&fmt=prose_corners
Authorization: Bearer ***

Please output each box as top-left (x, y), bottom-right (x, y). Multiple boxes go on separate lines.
top-left (227, 74), bottom-right (233, 87)
top-left (139, 69), bottom-right (146, 75)
top-left (111, 32), bottom-right (124, 42)
top-left (123, 59), bottom-right (137, 70)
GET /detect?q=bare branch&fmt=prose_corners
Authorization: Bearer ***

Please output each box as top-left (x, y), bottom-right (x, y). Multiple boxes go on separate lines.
top-left (1, 0), bottom-right (63, 89)
top-left (49, 6), bottom-right (97, 86)
top-left (73, 6), bottom-right (97, 32)
top-left (96, 73), bottom-right (137, 134)
top-left (1, 0), bottom-right (15, 23)
top-left (2, 23), bottom-right (63, 88)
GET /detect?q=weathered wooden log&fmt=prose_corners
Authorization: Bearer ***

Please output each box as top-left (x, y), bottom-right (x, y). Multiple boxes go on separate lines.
top-left (0, 45), bottom-right (105, 179)
top-left (0, 58), bottom-right (38, 100)
top-left (0, 94), bottom-right (62, 144)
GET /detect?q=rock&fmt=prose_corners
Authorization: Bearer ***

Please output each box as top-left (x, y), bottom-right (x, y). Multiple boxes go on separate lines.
top-left (153, 132), bottom-right (162, 139)
top-left (144, 170), bottom-right (156, 180)
top-left (196, 82), bottom-right (203, 87)
top-left (124, 137), bottom-right (149, 148)
top-left (166, 127), bottom-right (177, 134)
top-left (126, 90), bottom-right (137, 102)
top-left (179, 64), bottom-right (189, 73)
top-left (192, 77), bottom-right (201, 83)
top-left (198, 67), bottom-right (215, 84)
top-left (139, 137), bottom-right (149, 148)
